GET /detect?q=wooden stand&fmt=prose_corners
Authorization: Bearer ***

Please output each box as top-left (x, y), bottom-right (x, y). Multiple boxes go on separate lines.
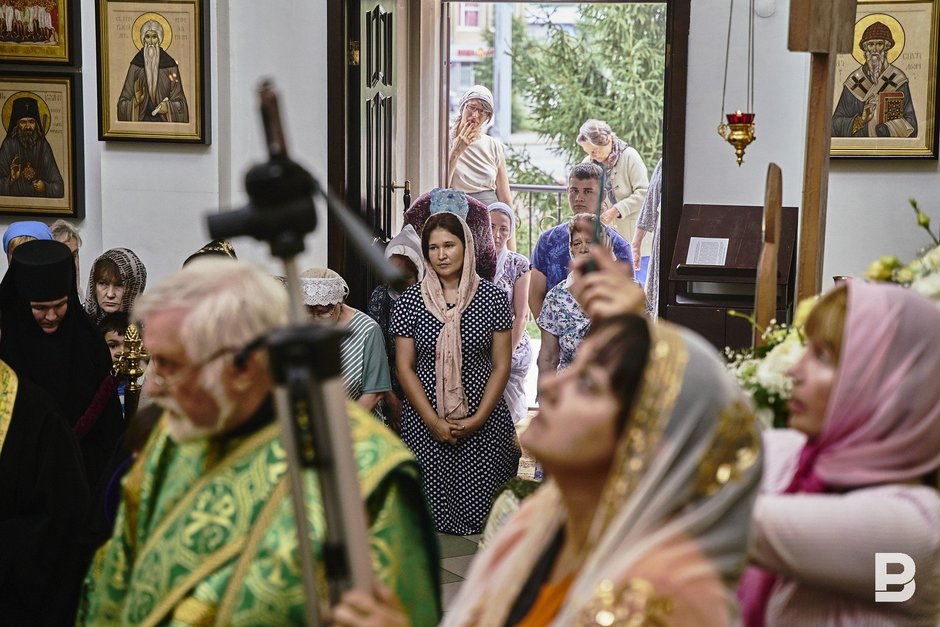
top-left (667, 203), bottom-right (798, 352)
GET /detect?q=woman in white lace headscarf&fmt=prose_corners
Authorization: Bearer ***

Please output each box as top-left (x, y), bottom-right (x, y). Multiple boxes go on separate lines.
top-left (299, 267), bottom-right (390, 413)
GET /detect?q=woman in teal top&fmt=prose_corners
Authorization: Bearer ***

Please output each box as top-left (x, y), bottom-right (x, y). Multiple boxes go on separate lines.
top-left (300, 267), bottom-right (391, 413)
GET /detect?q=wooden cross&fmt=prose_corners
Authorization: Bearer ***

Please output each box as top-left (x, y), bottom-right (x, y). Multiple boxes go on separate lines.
top-left (788, 0), bottom-right (856, 301)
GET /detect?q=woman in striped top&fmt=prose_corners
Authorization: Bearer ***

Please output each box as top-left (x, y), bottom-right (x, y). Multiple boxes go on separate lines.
top-left (299, 267), bottom-right (391, 414)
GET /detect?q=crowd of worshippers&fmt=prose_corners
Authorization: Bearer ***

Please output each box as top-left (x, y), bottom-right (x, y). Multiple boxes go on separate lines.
top-left (2, 174), bottom-right (940, 626)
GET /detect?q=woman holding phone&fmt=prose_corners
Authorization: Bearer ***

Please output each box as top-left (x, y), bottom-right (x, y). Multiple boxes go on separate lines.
top-left (536, 213), bottom-right (613, 379)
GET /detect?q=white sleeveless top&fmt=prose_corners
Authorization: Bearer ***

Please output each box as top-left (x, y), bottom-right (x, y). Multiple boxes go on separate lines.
top-left (452, 134), bottom-right (505, 194)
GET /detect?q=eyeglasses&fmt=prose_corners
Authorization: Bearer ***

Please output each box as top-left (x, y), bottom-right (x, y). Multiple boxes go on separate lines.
top-left (465, 103), bottom-right (489, 115)
top-left (148, 346), bottom-right (238, 391)
top-left (307, 303), bottom-right (339, 319)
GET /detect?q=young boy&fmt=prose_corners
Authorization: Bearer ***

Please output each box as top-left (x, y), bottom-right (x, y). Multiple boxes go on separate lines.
top-left (99, 311), bottom-right (129, 364)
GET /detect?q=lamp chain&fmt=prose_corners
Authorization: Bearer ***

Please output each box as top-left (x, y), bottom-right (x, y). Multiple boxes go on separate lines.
top-left (719, 0), bottom-right (734, 124)
top-left (748, 0), bottom-right (755, 113)
top-left (720, 0), bottom-right (757, 120)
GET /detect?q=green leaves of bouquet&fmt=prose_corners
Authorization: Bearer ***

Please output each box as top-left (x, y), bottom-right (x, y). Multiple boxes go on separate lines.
top-left (723, 300), bottom-right (814, 429)
top-left (866, 200), bottom-right (940, 304)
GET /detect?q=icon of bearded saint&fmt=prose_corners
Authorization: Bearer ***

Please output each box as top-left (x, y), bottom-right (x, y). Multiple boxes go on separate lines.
top-left (0, 96), bottom-right (64, 198)
top-left (116, 19), bottom-right (189, 122)
top-left (832, 20), bottom-right (918, 138)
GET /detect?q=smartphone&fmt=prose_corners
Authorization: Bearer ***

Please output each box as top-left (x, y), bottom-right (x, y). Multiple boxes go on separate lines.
top-left (581, 169), bottom-right (606, 274)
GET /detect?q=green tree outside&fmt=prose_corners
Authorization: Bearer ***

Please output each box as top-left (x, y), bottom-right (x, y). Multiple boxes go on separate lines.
top-left (463, 5), bottom-right (666, 268)
top-left (489, 4), bottom-right (667, 262)
top-left (513, 3), bottom-right (666, 167)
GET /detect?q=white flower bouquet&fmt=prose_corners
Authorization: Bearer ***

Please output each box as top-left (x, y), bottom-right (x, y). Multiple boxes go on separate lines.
top-left (724, 299), bottom-right (815, 429)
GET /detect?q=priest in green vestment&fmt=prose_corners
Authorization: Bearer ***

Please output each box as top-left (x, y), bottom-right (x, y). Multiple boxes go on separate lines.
top-left (78, 258), bottom-right (441, 626)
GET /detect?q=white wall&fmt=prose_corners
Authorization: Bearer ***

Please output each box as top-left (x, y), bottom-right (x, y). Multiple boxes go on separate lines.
top-left (685, 0), bottom-right (940, 285)
top-left (1, 0), bottom-right (329, 287)
top-left (7, 0), bottom-right (938, 292)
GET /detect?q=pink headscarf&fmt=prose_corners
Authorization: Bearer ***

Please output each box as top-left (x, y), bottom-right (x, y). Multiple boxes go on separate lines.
top-left (420, 214), bottom-right (480, 420)
top-left (811, 281), bottom-right (940, 486)
top-left (740, 280), bottom-right (940, 625)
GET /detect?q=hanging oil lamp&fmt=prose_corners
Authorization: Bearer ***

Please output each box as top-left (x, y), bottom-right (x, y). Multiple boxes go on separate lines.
top-left (718, 110), bottom-right (756, 166)
top-left (716, 0), bottom-right (757, 166)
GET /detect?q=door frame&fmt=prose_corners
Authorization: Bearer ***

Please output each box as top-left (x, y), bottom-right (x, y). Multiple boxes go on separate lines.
top-left (327, 0), bottom-right (690, 320)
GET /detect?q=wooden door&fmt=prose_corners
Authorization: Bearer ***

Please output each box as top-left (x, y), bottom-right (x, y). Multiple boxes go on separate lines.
top-left (327, 0), bottom-right (397, 309)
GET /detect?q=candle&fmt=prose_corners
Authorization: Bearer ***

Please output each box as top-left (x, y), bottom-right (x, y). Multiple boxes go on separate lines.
top-left (727, 111), bottom-right (755, 124)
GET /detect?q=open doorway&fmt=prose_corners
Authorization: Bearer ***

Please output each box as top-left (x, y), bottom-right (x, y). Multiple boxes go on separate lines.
top-left (325, 0), bottom-right (689, 339)
top-left (442, 2), bottom-right (668, 408)
top-left (443, 2), bottom-right (666, 258)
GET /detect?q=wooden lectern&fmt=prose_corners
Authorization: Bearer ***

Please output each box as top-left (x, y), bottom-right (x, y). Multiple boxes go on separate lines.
top-left (667, 204), bottom-right (798, 351)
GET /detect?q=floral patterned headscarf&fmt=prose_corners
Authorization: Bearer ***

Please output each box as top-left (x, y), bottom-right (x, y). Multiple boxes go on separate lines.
top-left (420, 213), bottom-right (479, 420)
top-left (404, 189), bottom-right (497, 281)
top-left (85, 248), bottom-right (147, 323)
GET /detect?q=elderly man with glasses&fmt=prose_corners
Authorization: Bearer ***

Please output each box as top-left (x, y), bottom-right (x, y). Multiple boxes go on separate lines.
top-left (79, 258), bottom-right (440, 626)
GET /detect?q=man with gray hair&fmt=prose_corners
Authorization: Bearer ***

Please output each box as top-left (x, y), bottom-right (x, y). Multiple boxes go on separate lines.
top-left (79, 258), bottom-right (440, 626)
top-left (49, 218), bottom-right (82, 290)
top-left (116, 18), bottom-right (189, 122)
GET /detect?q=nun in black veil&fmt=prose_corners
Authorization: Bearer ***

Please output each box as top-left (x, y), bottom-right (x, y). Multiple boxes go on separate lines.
top-left (0, 239), bottom-right (125, 498)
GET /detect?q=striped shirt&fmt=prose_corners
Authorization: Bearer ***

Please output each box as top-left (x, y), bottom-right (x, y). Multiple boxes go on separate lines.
top-left (341, 310), bottom-right (391, 401)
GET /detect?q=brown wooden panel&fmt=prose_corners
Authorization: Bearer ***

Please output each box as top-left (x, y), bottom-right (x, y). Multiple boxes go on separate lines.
top-left (667, 304), bottom-right (791, 352)
top-left (668, 204), bottom-right (798, 285)
top-left (659, 0), bottom-right (691, 321)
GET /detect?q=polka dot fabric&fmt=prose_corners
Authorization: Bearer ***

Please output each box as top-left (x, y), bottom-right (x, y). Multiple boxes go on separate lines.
top-left (390, 280), bottom-right (521, 534)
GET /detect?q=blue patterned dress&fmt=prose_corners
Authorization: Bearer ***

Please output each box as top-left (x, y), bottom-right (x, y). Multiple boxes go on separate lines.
top-left (536, 278), bottom-right (590, 370)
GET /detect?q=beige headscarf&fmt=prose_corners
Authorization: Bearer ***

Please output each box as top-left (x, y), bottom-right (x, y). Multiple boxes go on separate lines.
top-left (420, 214), bottom-right (479, 420)
top-left (443, 321), bottom-right (762, 625)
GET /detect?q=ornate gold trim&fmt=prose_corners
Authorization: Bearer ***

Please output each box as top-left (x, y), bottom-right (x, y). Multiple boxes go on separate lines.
top-left (591, 323), bottom-right (688, 540)
top-left (170, 596), bottom-right (216, 627)
top-left (136, 422), bottom-right (280, 562)
top-left (578, 577), bottom-right (674, 626)
top-left (0, 360), bottom-right (18, 459)
top-left (140, 543), bottom-right (244, 627)
top-left (694, 399), bottom-right (760, 498)
top-left (123, 414), bottom-right (166, 550)
top-left (215, 476), bottom-right (290, 624)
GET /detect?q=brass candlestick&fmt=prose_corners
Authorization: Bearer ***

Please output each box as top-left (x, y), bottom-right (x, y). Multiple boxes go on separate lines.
top-left (717, 111), bottom-right (756, 166)
top-left (115, 322), bottom-right (149, 420)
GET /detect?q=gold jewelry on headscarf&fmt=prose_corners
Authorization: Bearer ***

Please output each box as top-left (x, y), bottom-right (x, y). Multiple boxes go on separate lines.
top-left (694, 399), bottom-right (760, 497)
top-left (589, 324), bottom-right (688, 543)
top-left (183, 240), bottom-right (238, 266)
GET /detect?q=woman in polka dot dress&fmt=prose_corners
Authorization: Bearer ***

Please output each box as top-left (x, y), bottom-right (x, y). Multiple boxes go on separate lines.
top-left (391, 210), bottom-right (521, 535)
